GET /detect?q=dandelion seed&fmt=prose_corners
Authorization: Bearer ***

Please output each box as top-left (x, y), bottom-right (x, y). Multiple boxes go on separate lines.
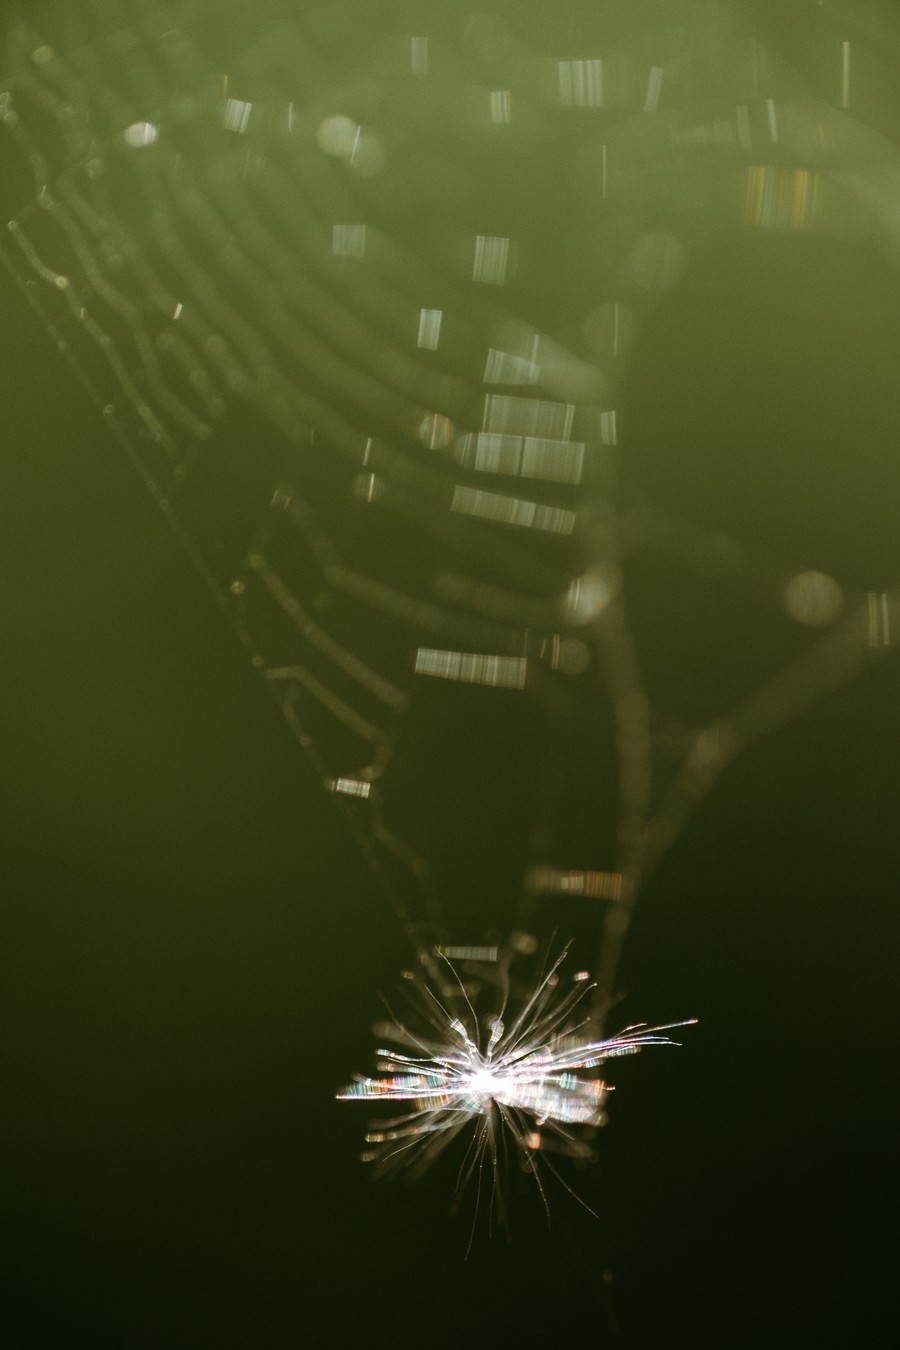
top-left (338, 947), bottom-right (694, 1217)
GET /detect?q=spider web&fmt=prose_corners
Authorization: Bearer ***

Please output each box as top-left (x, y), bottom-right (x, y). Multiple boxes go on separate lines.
top-left (3, 0), bottom-right (899, 1019)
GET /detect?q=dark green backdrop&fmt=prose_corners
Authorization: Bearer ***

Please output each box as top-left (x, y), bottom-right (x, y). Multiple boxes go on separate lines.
top-left (3, 4), bottom-right (900, 1344)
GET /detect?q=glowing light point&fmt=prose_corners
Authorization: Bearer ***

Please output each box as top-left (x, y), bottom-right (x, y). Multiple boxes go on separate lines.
top-left (317, 114), bottom-right (358, 158)
top-left (783, 571), bottom-right (843, 626)
top-left (122, 121), bottom-right (160, 148)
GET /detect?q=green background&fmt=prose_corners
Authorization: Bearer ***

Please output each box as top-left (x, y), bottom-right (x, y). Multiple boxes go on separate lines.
top-left (3, 4), bottom-right (900, 1345)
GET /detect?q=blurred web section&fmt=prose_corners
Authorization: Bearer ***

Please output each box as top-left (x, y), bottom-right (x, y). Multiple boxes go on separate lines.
top-left (2, 0), bottom-right (900, 1011)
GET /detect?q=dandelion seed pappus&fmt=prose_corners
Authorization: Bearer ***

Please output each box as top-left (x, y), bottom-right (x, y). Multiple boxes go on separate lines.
top-left (337, 945), bottom-right (695, 1220)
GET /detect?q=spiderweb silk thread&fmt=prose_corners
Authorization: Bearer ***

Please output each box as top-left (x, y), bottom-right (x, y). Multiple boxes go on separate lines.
top-left (2, 0), bottom-right (899, 1031)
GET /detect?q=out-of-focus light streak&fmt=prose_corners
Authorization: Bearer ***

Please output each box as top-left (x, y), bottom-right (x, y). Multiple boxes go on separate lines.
top-left (643, 66), bottom-right (663, 114)
top-left (414, 647), bottom-right (528, 689)
top-left (526, 867), bottom-right (625, 902)
top-left (867, 591), bottom-right (892, 647)
top-left (483, 348), bottom-right (540, 387)
top-left (450, 485), bottom-right (576, 535)
top-left (221, 96), bottom-right (252, 135)
top-left (736, 103), bottom-right (752, 150)
top-left (417, 411), bottom-right (454, 449)
top-left (437, 946), bottom-right (500, 962)
top-left (417, 308), bottom-right (442, 351)
top-left (584, 303), bottom-right (635, 359)
top-left (411, 36), bottom-right (429, 77)
top-left (490, 90), bottom-right (511, 124)
top-left (473, 235), bottom-right (511, 285)
top-left (482, 394), bottom-right (574, 440)
top-left (331, 777), bottom-right (372, 799)
top-left (766, 97), bottom-right (779, 142)
top-left (332, 224), bottom-right (367, 258)
top-left (455, 432), bottom-right (585, 485)
top-left (122, 120), bottom-right (159, 148)
top-left (559, 59), bottom-right (603, 109)
top-left (745, 166), bottom-right (819, 230)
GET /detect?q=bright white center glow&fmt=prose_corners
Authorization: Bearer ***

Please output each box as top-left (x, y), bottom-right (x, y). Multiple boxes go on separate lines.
top-left (467, 1067), bottom-right (501, 1098)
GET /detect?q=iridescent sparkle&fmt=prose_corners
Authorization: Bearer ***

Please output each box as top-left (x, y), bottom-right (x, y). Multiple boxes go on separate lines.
top-left (338, 949), bottom-right (694, 1202)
